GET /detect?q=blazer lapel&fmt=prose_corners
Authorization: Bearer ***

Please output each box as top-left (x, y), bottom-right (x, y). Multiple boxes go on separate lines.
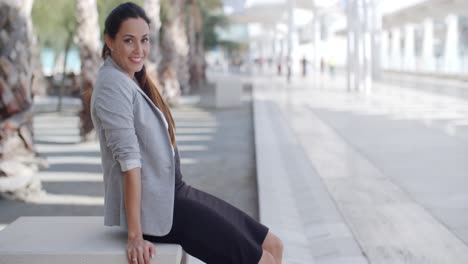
top-left (104, 57), bottom-right (169, 132)
top-left (134, 85), bottom-right (167, 123)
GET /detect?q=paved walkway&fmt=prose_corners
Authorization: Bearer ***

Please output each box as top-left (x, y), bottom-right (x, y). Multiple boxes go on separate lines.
top-left (253, 72), bottom-right (468, 263)
top-left (0, 93), bottom-right (258, 264)
top-left (380, 72), bottom-right (468, 100)
top-left (2, 71), bottom-right (468, 263)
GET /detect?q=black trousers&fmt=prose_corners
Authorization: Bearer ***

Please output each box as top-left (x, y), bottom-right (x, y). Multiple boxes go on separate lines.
top-left (143, 149), bottom-right (269, 264)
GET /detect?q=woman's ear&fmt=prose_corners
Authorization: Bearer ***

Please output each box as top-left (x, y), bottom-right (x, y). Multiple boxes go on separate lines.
top-left (104, 35), bottom-right (114, 51)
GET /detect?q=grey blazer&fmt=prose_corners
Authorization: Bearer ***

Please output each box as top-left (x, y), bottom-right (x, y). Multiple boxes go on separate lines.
top-left (91, 57), bottom-right (175, 236)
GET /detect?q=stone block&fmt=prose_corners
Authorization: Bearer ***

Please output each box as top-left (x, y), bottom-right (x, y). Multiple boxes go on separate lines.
top-left (0, 217), bottom-right (186, 264)
top-left (199, 73), bottom-right (242, 108)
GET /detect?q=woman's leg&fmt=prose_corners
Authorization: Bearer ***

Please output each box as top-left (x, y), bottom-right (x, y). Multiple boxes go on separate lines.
top-left (144, 193), bottom-right (264, 264)
top-left (184, 185), bottom-right (282, 264)
top-left (262, 231), bottom-right (283, 264)
top-left (258, 250), bottom-right (276, 264)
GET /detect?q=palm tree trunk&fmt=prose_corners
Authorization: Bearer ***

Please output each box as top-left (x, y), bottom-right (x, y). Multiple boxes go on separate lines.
top-left (187, 0), bottom-right (206, 94)
top-left (159, 0), bottom-right (189, 104)
top-left (57, 31), bottom-right (73, 112)
top-left (144, 0), bottom-right (162, 65)
top-left (144, 0), bottom-right (163, 90)
top-left (177, 51), bottom-right (190, 95)
top-left (75, 0), bottom-right (101, 141)
top-left (0, 0), bottom-right (46, 201)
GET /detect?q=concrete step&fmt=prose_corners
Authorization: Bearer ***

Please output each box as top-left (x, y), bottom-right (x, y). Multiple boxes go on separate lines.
top-left (0, 217), bottom-right (185, 264)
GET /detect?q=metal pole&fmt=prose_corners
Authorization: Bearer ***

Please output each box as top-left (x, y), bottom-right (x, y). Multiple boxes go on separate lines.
top-left (354, 0), bottom-right (361, 92)
top-left (346, 0), bottom-right (354, 91)
top-left (287, 0), bottom-right (295, 82)
top-left (371, 0), bottom-right (382, 81)
top-left (363, 0), bottom-right (372, 93)
top-left (313, 11), bottom-right (320, 87)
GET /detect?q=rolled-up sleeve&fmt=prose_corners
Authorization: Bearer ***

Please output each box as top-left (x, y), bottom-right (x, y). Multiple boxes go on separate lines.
top-left (94, 78), bottom-right (141, 172)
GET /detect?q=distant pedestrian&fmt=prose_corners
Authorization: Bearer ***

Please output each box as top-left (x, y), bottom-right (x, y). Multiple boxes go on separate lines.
top-left (328, 57), bottom-right (335, 78)
top-left (320, 57), bottom-right (325, 74)
top-left (90, 2), bottom-right (283, 264)
top-left (301, 56), bottom-right (308, 77)
top-left (286, 56), bottom-right (292, 82)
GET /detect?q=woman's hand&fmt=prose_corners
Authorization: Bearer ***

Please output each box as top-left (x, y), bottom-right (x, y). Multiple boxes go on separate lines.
top-left (123, 168), bottom-right (153, 263)
top-left (127, 236), bottom-right (156, 264)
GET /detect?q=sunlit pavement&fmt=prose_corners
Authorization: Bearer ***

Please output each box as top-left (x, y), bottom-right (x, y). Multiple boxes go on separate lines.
top-left (0, 95), bottom-right (258, 264)
top-left (2, 73), bottom-right (468, 263)
top-left (252, 70), bottom-right (468, 263)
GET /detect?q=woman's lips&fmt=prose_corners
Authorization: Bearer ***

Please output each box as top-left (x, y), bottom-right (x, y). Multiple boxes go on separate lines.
top-left (129, 57), bottom-right (143, 64)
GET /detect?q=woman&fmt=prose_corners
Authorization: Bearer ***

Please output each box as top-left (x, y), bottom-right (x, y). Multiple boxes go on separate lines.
top-left (90, 2), bottom-right (283, 264)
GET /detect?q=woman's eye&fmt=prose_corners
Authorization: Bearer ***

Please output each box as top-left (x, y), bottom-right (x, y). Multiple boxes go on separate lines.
top-left (142, 38), bottom-right (149, 43)
top-left (124, 39), bottom-right (133, 43)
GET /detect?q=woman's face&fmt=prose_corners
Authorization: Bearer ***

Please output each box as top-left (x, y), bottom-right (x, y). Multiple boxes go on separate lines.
top-left (105, 17), bottom-right (150, 78)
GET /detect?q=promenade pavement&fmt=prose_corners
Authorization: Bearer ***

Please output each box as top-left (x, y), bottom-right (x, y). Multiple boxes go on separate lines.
top-left (252, 70), bottom-right (468, 263)
top-left (0, 91), bottom-right (258, 264)
top-left (2, 70), bottom-right (468, 264)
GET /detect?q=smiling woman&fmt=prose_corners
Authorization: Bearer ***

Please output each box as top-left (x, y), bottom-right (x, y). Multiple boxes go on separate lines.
top-left (91, 3), bottom-right (283, 264)
top-left (104, 18), bottom-right (149, 78)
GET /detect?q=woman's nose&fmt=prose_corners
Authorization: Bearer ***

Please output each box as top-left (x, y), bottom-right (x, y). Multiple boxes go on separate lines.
top-left (133, 42), bottom-right (143, 54)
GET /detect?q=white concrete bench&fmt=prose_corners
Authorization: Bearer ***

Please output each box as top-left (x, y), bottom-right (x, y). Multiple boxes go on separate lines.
top-left (199, 72), bottom-right (242, 108)
top-left (0, 217), bottom-right (186, 264)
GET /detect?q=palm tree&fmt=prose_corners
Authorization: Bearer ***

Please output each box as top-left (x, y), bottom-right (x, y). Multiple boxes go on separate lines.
top-left (187, 0), bottom-right (205, 93)
top-left (144, 0), bottom-right (162, 65)
top-left (144, 0), bottom-right (163, 89)
top-left (177, 45), bottom-right (191, 95)
top-left (159, 0), bottom-right (189, 104)
top-left (0, 0), bottom-right (45, 200)
top-left (76, 0), bottom-right (101, 141)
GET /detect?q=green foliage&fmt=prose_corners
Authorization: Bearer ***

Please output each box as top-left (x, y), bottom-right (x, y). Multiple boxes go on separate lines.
top-left (199, 0), bottom-right (228, 50)
top-left (31, 0), bottom-right (76, 51)
top-left (202, 0), bottom-right (223, 10)
top-left (159, 0), bottom-right (228, 50)
top-left (31, 0), bottom-right (228, 52)
top-left (32, 0), bottom-right (145, 51)
top-left (159, 0), bottom-right (170, 25)
top-left (218, 40), bottom-right (247, 53)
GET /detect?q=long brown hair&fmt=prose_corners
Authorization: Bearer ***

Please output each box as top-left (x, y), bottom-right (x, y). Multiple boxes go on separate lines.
top-left (135, 66), bottom-right (176, 146)
top-left (102, 2), bottom-right (176, 146)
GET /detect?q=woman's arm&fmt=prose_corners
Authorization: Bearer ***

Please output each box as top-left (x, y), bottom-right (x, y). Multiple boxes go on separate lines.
top-left (124, 167), bottom-right (155, 264)
top-left (94, 76), bottom-right (154, 263)
top-left (124, 167), bottom-right (143, 240)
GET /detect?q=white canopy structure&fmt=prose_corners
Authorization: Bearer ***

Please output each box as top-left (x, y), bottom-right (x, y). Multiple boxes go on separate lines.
top-left (383, 0), bottom-right (468, 27)
top-left (222, 0), bottom-right (468, 88)
top-left (226, 0), bottom-right (342, 81)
